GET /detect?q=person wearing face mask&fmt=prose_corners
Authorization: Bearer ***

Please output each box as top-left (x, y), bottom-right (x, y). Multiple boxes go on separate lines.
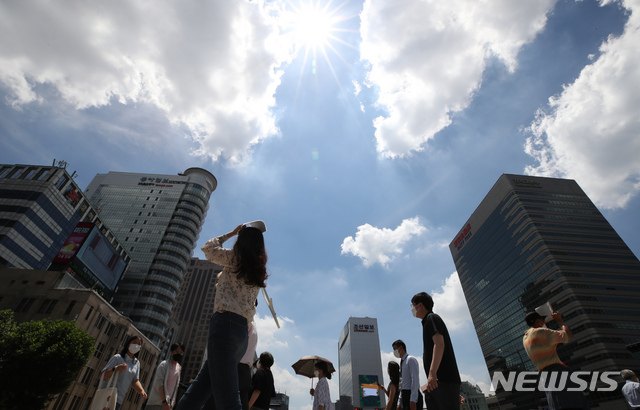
top-left (146, 343), bottom-right (185, 409)
top-left (523, 310), bottom-right (589, 409)
top-left (309, 361), bottom-right (334, 410)
top-left (411, 292), bottom-right (460, 410)
top-left (100, 335), bottom-right (147, 410)
top-left (248, 352), bottom-right (275, 410)
top-left (391, 340), bottom-right (422, 410)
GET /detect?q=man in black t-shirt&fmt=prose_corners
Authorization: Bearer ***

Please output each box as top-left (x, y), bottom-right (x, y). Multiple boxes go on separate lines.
top-left (249, 352), bottom-right (275, 410)
top-left (411, 292), bottom-right (461, 410)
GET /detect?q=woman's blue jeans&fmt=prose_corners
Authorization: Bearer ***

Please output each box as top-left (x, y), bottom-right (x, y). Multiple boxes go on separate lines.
top-left (175, 312), bottom-right (248, 410)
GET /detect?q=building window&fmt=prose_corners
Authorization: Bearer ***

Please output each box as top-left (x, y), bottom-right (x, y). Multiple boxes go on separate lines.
top-left (16, 298), bottom-right (36, 312)
top-left (34, 168), bottom-right (49, 181)
top-left (7, 167), bottom-right (24, 179)
top-left (84, 306), bottom-right (94, 321)
top-left (94, 315), bottom-right (106, 330)
top-left (22, 167), bottom-right (38, 180)
top-left (104, 322), bottom-right (115, 336)
top-left (94, 342), bottom-right (105, 359)
top-left (64, 301), bottom-right (76, 315)
top-left (37, 299), bottom-right (58, 314)
top-left (52, 392), bottom-right (69, 410)
top-left (0, 166), bottom-right (11, 178)
top-left (55, 174), bottom-right (69, 190)
top-left (68, 394), bottom-right (82, 410)
top-left (80, 367), bottom-right (95, 385)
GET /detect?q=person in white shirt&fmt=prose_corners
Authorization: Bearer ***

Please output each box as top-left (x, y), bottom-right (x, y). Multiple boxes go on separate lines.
top-left (146, 343), bottom-right (184, 409)
top-left (621, 369), bottom-right (640, 409)
top-left (392, 340), bottom-right (423, 410)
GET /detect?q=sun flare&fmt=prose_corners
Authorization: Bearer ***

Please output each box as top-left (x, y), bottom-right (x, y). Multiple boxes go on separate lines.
top-left (285, 1), bottom-right (346, 52)
top-left (293, 4), bottom-right (334, 49)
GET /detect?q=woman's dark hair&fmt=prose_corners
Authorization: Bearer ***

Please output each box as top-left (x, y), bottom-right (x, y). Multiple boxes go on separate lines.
top-left (315, 361), bottom-right (332, 380)
top-left (120, 335), bottom-right (142, 360)
top-left (387, 361), bottom-right (400, 386)
top-left (233, 227), bottom-right (268, 287)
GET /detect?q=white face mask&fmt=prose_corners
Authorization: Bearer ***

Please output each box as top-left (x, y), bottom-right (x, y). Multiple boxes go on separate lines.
top-left (314, 370), bottom-right (320, 378)
top-left (411, 305), bottom-right (418, 317)
top-left (393, 349), bottom-right (401, 359)
top-left (257, 362), bottom-right (262, 369)
top-left (128, 344), bottom-right (141, 354)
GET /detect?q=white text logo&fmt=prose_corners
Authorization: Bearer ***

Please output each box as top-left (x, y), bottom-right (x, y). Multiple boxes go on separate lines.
top-left (490, 371), bottom-right (618, 392)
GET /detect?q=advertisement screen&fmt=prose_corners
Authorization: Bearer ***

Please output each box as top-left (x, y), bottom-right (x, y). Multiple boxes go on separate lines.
top-left (359, 375), bottom-right (381, 408)
top-left (75, 227), bottom-right (127, 291)
top-left (53, 222), bottom-right (94, 263)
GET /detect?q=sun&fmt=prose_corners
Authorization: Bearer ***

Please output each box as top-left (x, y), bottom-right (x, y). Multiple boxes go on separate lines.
top-left (292, 3), bottom-right (335, 49)
top-left (284, 0), bottom-right (347, 53)
top-left (276, 0), bottom-right (357, 81)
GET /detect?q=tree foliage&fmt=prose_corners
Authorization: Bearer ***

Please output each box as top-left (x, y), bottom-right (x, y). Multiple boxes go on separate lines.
top-left (0, 309), bottom-right (95, 410)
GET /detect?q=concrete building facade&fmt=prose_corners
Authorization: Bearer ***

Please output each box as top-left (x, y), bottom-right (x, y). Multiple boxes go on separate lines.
top-left (338, 317), bottom-right (385, 410)
top-left (449, 174), bottom-right (640, 409)
top-left (171, 257), bottom-right (222, 382)
top-left (84, 169), bottom-right (217, 346)
top-left (0, 268), bottom-right (160, 410)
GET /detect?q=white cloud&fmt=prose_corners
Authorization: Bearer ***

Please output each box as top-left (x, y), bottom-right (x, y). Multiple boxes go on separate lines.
top-left (431, 272), bottom-right (472, 331)
top-left (353, 80), bottom-right (362, 96)
top-left (341, 217), bottom-right (426, 267)
top-left (254, 313), bottom-right (294, 350)
top-left (0, 0), bottom-right (291, 164)
top-left (525, 0), bottom-right (640, 209)
top-left (269, 363), bottom-right (312, 400)
top-left (360, 0), bottom-right (556, 157)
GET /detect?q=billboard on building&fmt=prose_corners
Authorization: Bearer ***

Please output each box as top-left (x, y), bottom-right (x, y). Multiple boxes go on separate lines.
top-left (53, 222), bottom-right (127, 299)
top-left (74, 227), bottom-right (127, 292)
top-left (52, 222), bottom-right (93, 263)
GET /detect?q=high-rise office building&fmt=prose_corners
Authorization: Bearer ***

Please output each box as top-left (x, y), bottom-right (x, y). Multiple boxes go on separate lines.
top-left (172, 257), bottom-right (222, 381)
top-left (85, 169), bottom-right (217, 346)
top-left (338, 317), bottom-right (385, 410)
top-left (449, 174), bottom-right (640, 409)
top-left (0, 162), bottom-right (129, 274)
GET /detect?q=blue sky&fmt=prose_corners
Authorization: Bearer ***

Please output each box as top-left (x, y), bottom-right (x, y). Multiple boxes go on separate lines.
top-left (1, 0), bottom-right (639, 409)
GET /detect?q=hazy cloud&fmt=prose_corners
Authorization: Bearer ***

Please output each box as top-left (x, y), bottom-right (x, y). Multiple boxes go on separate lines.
top-left (525, 0), bottom-right (640, 209)
top-left (341, 217), bottom-right (426, 267)
top-left (254, 313), bottom-right (293, 350)
top-left (431, 272), bottom-right (472, 331)
top-left (360, 0), bottom-right (556, 157)
top-left (0, 0), bottom-right (289, 164)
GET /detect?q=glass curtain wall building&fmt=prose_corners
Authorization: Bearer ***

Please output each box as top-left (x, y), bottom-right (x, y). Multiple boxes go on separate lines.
top-left (85, 168), bottom-right (217, 346)
top-left (449, 174), bottom-right (640, 409)
top-left (338, 317), bottom-right (385, 410)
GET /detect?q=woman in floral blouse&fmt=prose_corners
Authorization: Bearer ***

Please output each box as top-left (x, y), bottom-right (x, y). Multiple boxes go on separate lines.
top-left (176, 224), bottom-right (268, 410)
top-left (310, 361), bottom-right (334, 410)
